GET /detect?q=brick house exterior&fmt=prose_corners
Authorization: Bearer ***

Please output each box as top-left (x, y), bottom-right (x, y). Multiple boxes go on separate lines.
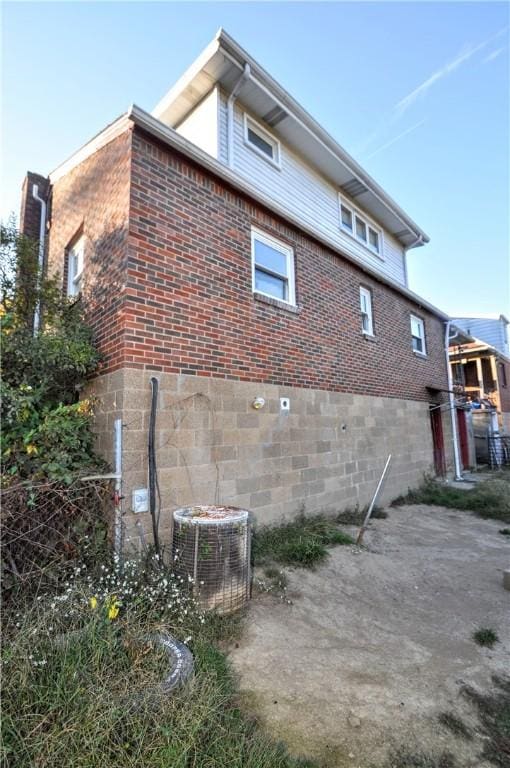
top-left (20, 33), bottom-right (455, 551)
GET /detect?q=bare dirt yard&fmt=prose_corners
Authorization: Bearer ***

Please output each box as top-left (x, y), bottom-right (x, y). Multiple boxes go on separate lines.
top-left (230, 505), bottom-right (510, 767)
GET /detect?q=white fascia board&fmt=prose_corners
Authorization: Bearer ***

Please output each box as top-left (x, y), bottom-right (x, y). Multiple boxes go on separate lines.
top-left (152, 32), bottom-right (223, 121)
top-left (49, 114), bottom-right (131, 184)
top-left (128, 104), bottom-right (447, 320)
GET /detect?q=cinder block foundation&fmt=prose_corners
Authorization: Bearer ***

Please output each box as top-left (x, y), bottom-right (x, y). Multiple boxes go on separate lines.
top-left (88, 369), bottom-right (453, 553)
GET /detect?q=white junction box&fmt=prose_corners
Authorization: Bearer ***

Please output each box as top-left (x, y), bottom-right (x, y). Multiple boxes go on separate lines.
top-left (280, 397), bottom-right (290, 411)
top-left (132, 488), bottom-right (149, 513)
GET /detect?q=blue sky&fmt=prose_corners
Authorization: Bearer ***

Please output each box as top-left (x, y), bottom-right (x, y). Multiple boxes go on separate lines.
top-left (2, 1), bottom-right (509, 316)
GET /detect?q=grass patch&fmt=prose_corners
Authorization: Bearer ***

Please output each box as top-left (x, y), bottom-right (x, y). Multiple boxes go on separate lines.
top-left (473, 627), bottom-right (499, 648)
top-left (0, 555), bottom-right (318, 768)
top-left (437, 711), bottom-right (472, 740)
top-left (335, 505), bottom-right (388, 525)
top-left (253, 514), bottom-right (354, 568)
top-left (461, 676), bottom-right (510, 767)
top-left (391, 475), bottom-right (510, 523)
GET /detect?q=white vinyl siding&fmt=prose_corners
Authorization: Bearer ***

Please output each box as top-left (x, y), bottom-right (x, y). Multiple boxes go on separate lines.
top-left (251, 228), bottom-right (295, 305)
top-left (67, 236), bottom-right (84, 297)
top-left (360, 287), bottom-right (374, 336)
top-left (410, 314), bottom-right (426, 355)
top-left (220, 95), bottom-right (407, 286)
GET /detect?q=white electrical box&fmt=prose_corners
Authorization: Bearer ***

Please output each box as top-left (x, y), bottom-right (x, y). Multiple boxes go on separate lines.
top-left (280, 397), bottom-right (290, 411)
top-left (132, 488), bottom-right (149, 513)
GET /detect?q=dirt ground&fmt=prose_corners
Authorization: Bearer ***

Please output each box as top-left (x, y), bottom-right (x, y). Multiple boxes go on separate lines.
top-left (230, 505), bottom-right (510, 767)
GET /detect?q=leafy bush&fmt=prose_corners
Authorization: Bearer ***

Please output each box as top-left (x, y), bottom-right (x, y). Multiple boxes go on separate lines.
top-left (1, 221), bottom-right (102, 484)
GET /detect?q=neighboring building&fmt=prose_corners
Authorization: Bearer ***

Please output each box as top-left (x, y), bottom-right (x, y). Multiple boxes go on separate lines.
top-left (20, 30), bottom-right (456, 551)
top-left (449, 336), bottom-right (510, 438)
top-left (451, 315), bottom-right (509, 357)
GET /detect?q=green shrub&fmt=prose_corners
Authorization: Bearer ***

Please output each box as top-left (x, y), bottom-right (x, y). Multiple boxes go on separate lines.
top-left (1, 221), bottom-right (102, 484)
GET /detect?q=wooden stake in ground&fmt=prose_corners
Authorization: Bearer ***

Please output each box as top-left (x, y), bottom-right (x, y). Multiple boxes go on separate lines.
top-left (356, 454), bottom-right (392, 546)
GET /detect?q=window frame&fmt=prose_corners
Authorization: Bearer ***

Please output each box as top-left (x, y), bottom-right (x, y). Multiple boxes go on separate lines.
top-left (66, 235), bottom-right (84, 297)
top-left (359, 286), bottom-right (374, 336)
top-left (338, 195), bottom-right (383, 258)
top-left (410, 313), bottom-right (427, 356)
top-left (243, 114), bottom-right (281, 169)
top-left (251, 227), bottom-right (295, 306)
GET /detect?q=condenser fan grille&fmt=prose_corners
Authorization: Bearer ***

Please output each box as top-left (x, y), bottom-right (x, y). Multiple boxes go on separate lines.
top-left (172, 506), bottom-right (251, 614)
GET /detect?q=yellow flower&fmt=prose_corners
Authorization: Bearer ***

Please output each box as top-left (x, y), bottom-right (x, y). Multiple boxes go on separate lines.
top-left (26, 444), bottom-right (38, 456)
top-left (89, 596), bottom-right (98, 610)
top-left (106, 595), bottom-right (121, 620)
top-left (76, 399), bottom-right (93, 416)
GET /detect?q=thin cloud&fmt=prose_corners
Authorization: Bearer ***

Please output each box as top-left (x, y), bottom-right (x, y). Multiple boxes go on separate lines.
top-left (364, 120), bottom-right (426, 160)
top-left (395, 26), bottom-right (508, 116)
top-left (484, 47), bottom-right (505, 63)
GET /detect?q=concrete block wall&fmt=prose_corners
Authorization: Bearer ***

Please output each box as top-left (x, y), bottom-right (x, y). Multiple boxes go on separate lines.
top-left (89, 369), bottom-right (443, 552)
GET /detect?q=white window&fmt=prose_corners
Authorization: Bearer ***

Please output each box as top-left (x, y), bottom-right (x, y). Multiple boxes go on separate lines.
top-left (340, 205), bottom-right (353, 232)
top-left (410, 314), bottom-right (426, 354)
top-left (339, 197), bottom-right (382, 256)
top-left (355, 216), bottom-right (367, 242)
top-left (251, 228), bottom-right (295, 305)
top-left (244, 115), bottom-right (281, 167)
top-left (67, 236), bottom-right (84, 297)
top-left (360, 287), bottom-right (374, 335)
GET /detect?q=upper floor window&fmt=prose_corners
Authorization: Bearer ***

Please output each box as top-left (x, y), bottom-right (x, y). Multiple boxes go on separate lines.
top-left (410, 314), bottom-right (426, 355)
top-left (67, 236), bottom-right (84, 297)
top-left (244, 114), bottom-right (281, 168)
top-left (360, 286), bottom-right (374, 336)
top-left (251, 228), bottom-right (295, 305)
top-left (339, 197), bottom-right (381, 256)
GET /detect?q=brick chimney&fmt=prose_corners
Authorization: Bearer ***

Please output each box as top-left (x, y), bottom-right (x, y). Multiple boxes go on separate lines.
top-left (19, 172), bottom-right (50, 241)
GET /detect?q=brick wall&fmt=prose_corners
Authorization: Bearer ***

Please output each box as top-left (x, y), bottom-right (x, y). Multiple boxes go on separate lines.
top-left (125, 128), bottom-right (449, 400)
top-left (20, 172), bottom-right (50, 242)
top-left (46, 130), bottom-right (133, 372)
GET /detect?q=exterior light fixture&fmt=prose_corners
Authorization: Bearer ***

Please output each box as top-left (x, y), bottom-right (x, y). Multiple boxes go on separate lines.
top-left (252, 397), bottom-right (265, 410)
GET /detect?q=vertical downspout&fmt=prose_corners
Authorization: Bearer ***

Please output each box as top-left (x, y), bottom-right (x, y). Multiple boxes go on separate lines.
top-left (403, 234), bottom-right (423, 288)
top-left (32, 184), bottom-right (47, 333)
top-left (113, 418), bottom-right (123, 557)
top-left (227, 63), bottom-right (251, 168)
top-left (445, 321), bottom-right (463, 480)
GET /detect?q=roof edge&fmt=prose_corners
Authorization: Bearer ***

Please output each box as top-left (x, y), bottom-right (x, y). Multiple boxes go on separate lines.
top-left (154, 28), bottom-right (429, 246)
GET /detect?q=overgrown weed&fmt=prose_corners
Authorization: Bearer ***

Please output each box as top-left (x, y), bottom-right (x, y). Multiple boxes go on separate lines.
top-left (391, 474), bottom-right (510, 523)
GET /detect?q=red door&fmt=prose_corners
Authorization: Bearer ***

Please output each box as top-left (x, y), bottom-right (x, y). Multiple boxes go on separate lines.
top-left (430, 406), bottom-right (446, 476)
top-left (456, 408), bottom-right (470, 470)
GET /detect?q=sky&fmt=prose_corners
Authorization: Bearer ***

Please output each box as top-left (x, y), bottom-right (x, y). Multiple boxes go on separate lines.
top-left (2, 1), bottom-right (509, 317)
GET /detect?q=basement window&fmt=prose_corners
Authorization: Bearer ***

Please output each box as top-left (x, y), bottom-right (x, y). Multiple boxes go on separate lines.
top-left (339, 196), bottom-right (382, 256)
top-left (244, 114), bottom-right (281, 167)
top-left (251, 227), bottom-right (295, 305)
top-left (66, 235), bottom-right (84, 297)
top-left (360, 286), bottom-right (374, 336)
top-left (410, 314), bottom-right (426, 355)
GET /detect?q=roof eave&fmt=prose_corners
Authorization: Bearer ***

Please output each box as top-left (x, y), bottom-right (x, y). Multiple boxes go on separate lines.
top-left (153, 29), bottom-right (429, 248)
